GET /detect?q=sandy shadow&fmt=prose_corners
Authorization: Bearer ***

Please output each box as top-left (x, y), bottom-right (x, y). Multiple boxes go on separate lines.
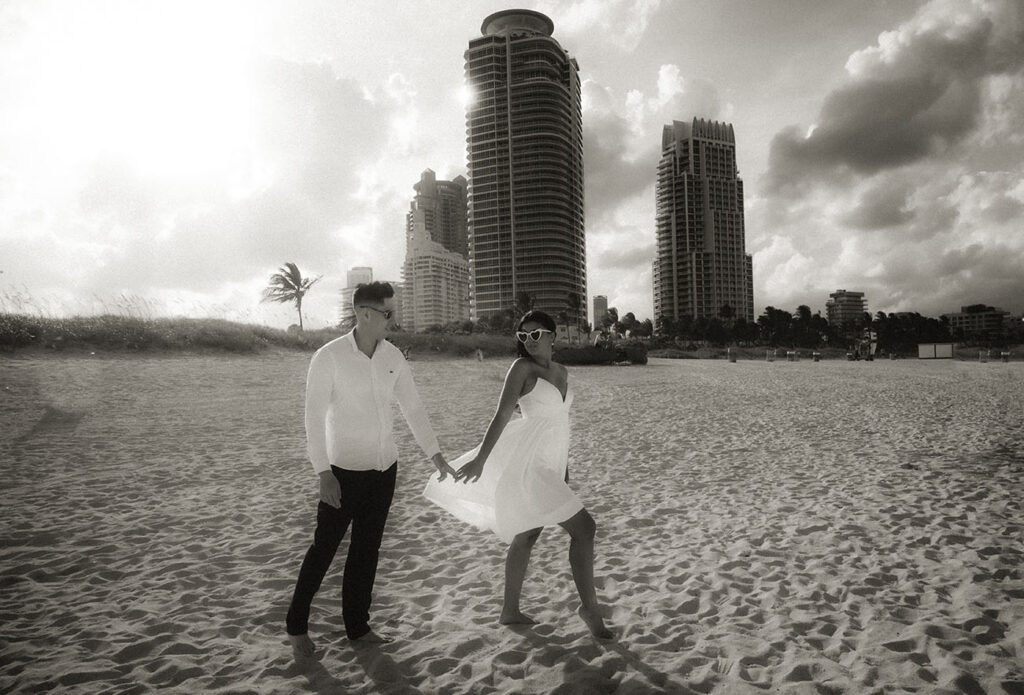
top-left (506, 623), bottom-right (678, 693)
top-left (351, 643), bottom-right (424, 694)
top-left (604, 641), bottom-right (682, 692)
top-left (13, 404), bottom-right (86, 443)
top-left (287, 659), bottom-right (350, 694)
top-left (285, 642), bottom-right (422, 694)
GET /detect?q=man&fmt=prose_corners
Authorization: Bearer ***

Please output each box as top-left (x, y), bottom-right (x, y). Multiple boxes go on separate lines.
top-left (286, 281), bottom-right (453, 659)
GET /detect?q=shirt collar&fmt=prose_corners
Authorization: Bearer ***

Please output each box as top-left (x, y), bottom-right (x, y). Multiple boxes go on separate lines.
top-left (346, 328), bottom-right (382, 357)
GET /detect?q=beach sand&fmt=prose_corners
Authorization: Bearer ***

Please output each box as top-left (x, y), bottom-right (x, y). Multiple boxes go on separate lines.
top-left (1, 352), bottom-right (1022, 694)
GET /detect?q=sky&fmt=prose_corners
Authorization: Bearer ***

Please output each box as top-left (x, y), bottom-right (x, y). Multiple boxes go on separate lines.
top-left (1, 0), bottom-right (1022, 329)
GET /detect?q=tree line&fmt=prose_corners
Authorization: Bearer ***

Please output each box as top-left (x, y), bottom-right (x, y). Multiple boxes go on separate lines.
top-left (261, 265), bottom-right (1019, 351)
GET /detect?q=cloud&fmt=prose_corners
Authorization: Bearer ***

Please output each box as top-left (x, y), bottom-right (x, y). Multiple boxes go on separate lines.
top-left (753, 0), bottom-right (1024, 317)
top-left (0, 55), bottom-right (407, 325)
top-left (540, 0), bottom-right (664, 51)
top-left (841, 177), bottom-right (915, 230)
top-left (583, 67), bottom-right (724, 226)
top-left (596, 242), bottom-right (657, 271)
top-left (766, 0), bottom-right (1024, 192)
top-left (579, 65), bottom-right (730, 318)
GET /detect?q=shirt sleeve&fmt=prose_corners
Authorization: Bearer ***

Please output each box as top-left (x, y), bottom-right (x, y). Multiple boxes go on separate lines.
top-left (393, 358), bottom-right (441, 460)
top-left (304, 348), bottom-right (334, 474)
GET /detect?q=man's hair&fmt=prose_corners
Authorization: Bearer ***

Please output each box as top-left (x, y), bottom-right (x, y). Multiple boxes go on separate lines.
top-left (352, 281), bottom-right (394, 306)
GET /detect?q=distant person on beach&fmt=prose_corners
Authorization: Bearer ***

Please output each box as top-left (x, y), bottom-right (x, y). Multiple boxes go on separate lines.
top-left (286, 281), bottom-right (455, 660)
top-left (423, 310), bottom-right (613, 639)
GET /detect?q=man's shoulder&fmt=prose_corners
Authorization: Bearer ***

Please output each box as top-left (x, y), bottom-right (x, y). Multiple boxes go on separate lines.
top-left (379, 338), bottom-right (406, 362)
top-left (313, 334), bottom-right (353, 360)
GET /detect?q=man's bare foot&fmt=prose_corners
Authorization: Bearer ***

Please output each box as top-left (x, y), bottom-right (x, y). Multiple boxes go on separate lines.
top-left (578, 606), bottom-right (613, 639)
top-left (288, 633), bottom-right (317, 661)
top-left (499, 608), bottom-right (538, 625)
top-left (350, 628), bottom-right (394, 646)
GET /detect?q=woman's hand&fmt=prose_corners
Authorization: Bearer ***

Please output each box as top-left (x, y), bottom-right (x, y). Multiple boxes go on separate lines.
top-left (454, 457), bottom-right (485, 484)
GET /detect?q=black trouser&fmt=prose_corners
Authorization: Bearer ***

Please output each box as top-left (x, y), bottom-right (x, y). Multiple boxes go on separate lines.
top-left (286, 462), bottom-right (397, 640)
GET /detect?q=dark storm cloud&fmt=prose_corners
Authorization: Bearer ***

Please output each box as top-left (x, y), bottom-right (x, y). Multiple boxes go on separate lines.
top-left (879, 241), bottom-right (1024, 313)
top-left (765, 0), bottom-right (1024, 193)
top-left (752, 1), bottom-right (1024, 318)
top-left (768, 77), bottom-right (980, 189)
top-left (842, 178), bottom-right (915, 230)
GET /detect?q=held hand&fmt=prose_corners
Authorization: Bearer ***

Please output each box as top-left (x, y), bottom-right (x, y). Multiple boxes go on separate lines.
top-left (432, 453), bottom-right (456, 482)
top-left (454, 456), bottom-right (485, 484)
top-left (319, 471), bottom-right (341, 508)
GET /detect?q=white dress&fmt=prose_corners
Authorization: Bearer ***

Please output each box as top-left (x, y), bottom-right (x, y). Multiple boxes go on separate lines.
top-left (423, 378), bottom-right (583, 544)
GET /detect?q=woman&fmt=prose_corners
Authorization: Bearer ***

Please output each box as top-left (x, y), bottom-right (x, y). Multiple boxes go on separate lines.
top-left (423, 311), bottom-right (612, 638)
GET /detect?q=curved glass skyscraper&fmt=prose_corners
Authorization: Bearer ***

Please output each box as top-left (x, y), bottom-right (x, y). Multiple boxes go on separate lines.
top-left (465, 10), bottom-right (586, 324)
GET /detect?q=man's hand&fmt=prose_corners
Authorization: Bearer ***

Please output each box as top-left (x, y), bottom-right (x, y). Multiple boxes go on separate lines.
top-left (454, 456), bottom-right (484, 484)
top-left (431, 453), bottom-right (456, 482)
top-left (319, 470), bottom-right (341, 508)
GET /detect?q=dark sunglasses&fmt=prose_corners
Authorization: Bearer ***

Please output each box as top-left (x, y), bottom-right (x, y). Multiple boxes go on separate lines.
top-left (516, 328), bottom-right (553, 343)
top-left (360, 305), bottom-right (393, 320)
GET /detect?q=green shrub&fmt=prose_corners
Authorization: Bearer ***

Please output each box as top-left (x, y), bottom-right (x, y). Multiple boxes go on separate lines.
top-left (554, 342), bottom-right (647, 365)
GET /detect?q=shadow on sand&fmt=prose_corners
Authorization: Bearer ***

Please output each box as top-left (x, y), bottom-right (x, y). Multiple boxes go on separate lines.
top-left (506, 623), bottom-right (685, 694)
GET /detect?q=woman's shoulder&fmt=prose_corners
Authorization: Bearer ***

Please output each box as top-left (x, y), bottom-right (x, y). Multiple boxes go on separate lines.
top-left (508, 357), bottom-right (538, 378)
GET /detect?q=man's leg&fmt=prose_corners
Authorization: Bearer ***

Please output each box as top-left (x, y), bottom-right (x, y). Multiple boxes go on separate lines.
top-left (341, 462), bottom-right (397, 641)
top-left (286, 469), bottom-right (353, 643)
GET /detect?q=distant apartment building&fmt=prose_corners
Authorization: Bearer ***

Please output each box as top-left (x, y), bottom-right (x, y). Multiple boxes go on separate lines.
top-left (593, 295), bottom-right (608, 329)
top-left (386, 280), bottom-right (405, 329)
top-left (943, 304), bottom-right (1011, 339)
top-left (826, 289), bottom-right (868, 330)
top-left (401, 170), bottom-right (471, 331)
top-left (339, 266), bottom-right (373, 325)
top-left (653, 118), bottom-right (754, 324)
top-left (465, 9), bottom-right (587, 325)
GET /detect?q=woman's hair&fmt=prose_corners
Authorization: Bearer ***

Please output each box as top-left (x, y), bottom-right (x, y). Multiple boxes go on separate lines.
top-left (352, 281), bottom-right (394, 306)
top-left (515, 310), bottom-right (557, 361)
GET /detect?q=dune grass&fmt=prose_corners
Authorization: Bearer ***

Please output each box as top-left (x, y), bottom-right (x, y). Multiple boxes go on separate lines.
top-left (0, 312), bottom-right (656, 364)
top-left (0, 312), bottom-right (528, 358)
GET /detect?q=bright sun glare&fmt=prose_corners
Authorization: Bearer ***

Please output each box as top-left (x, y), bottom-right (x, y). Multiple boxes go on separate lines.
top-left (16, 2), bottom-right (259, 182)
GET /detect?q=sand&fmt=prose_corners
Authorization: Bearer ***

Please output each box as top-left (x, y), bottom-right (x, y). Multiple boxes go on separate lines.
top-left (1, 352), bottom-right (1022, 694)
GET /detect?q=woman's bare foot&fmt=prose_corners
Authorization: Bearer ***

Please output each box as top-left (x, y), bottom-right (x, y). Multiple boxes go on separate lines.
top-left (288, 633), bottom-right (317, 661)
top-left (350, 628), bottom-right (394, 646)
top-left (499, 608), bottom-right (538, 625)
top-left (578, 606), bottom-right (613, 639)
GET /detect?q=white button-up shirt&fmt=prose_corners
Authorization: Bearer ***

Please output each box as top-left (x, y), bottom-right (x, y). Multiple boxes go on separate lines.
top-left (304, 331), bottom-right (440, 473)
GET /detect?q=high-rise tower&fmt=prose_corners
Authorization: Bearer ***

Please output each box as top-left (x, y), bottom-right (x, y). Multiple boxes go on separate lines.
top-left (406, 169), bottom-right (469, 258)
top-left (465, 9), bottom-right (586, 325)
top-left (339, 266), bottom-right (373, 325)
top-left (402, 170), bottom-right (471, 331)
top-left (653, 119), bottom-right (754, 324)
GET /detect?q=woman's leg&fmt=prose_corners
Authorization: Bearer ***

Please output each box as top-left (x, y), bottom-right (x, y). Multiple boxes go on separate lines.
top-left (501, 527), bottom-right (542, 624)
top-left (559, 508), bottom-right (612, 638)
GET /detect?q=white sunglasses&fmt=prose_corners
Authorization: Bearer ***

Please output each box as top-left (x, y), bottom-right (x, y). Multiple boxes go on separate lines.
top-left (516, 328), bottom-right (553, 343)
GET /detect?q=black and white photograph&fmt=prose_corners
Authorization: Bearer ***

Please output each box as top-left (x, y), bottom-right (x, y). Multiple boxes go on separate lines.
top-left (2, 1), bottom-right (1022, 693)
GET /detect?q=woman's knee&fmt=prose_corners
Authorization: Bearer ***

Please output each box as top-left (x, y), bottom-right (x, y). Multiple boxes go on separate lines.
top-left (567, 509), bottom-right (596, 540)
top-left (513, 527), bottom-right (543, 548)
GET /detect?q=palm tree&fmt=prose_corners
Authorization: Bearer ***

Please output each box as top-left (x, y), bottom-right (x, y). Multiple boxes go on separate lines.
top-left (262, 262), bottom-right (321, 331)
